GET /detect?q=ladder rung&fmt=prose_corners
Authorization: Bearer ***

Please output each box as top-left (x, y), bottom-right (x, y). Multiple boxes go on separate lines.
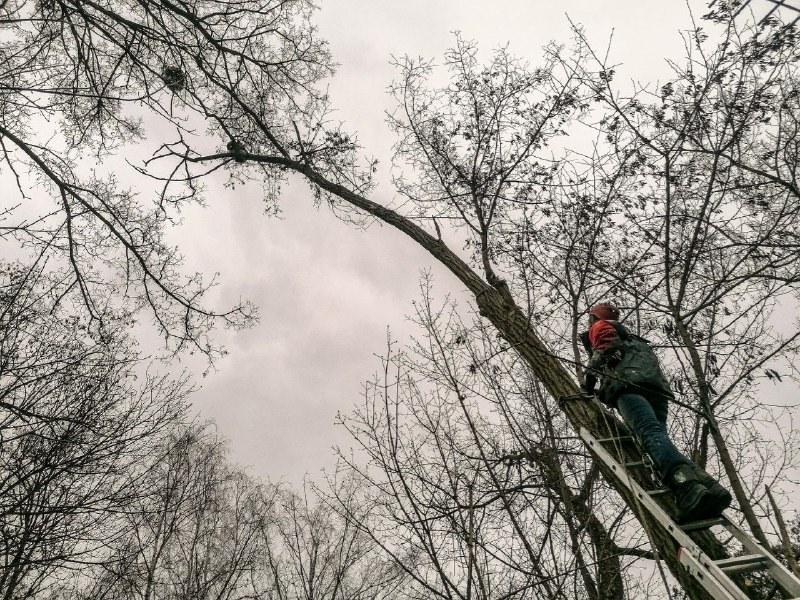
top-left (646, 488), bottom-right (669, 496)
top-left (680, 517), bottom-right (727, 532)
top-left (597, 436), bottom-right (634, 443)
top-left (624, 460), bottom-right (646, 468)
top-left (714, 554), bottom-right (769, 574)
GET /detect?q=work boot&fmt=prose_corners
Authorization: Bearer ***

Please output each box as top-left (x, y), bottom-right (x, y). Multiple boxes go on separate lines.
top-left (667, 464), bottom-right (712, 523)
top-left (690, 464), bottom-right (733, 515)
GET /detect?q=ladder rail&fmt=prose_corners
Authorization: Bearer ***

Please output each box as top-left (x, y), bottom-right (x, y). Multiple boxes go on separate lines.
top-left (678, 550), bottom-right (742, 600)
top-left (721, 510), bottom-right (800, 596)
top-left (580, 427), bottom-right (753, 600)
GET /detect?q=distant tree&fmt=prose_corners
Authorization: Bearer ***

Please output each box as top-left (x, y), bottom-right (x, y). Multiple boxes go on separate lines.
top-left (57, 424), bottom-right (402, 600)
top-left (76, 424), bottom-right (267, 600)
top-left (261, 484), bottom-right (405, 600)
top-left (0, 261), bottom-right (187, 599)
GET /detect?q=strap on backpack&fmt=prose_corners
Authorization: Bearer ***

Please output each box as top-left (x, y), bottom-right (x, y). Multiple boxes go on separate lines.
top-left (609, 321), bottom-right (630, 341)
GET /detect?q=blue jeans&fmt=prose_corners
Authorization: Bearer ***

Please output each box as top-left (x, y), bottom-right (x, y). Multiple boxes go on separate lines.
top-left (616, 393), bottom-right (691, 481)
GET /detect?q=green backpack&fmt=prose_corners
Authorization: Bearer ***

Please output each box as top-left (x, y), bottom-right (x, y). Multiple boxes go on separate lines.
top-left (593, 322), bottom-right (675, 407)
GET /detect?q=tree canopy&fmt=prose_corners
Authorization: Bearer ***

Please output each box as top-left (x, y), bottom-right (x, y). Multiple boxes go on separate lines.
top-left (2, 1), bottom-right (800, 599)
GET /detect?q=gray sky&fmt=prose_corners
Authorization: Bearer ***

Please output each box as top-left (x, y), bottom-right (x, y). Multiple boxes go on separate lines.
top-left (171, 0), bottom-right (750, 485)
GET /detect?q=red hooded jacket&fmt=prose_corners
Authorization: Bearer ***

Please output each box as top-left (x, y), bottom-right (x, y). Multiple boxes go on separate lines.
top-left (588, 319), bottom-right (620, 351)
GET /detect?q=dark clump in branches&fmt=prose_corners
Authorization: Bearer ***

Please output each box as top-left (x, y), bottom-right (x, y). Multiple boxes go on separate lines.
top-left (227, 139), bottom-right (248, 162)
top-left (161, 65), bottom-right (186, 92)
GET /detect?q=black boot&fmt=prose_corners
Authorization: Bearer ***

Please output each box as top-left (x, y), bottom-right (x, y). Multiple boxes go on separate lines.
top-left (690, 464), bottom-right (732, 515)
top-left (667, 464), bottom-right (712, 523)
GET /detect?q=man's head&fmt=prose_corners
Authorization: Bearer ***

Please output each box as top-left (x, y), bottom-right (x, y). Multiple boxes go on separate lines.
top-left (588, 302), bottom-right (620, 324)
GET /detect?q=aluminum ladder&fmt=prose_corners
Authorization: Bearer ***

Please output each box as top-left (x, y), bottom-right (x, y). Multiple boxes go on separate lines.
top-left (580, 425), bottom-right (800, 600)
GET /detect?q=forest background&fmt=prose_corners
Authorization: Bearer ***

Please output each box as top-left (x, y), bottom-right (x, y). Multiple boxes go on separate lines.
top-left (2, 1), bottom-right (799, 599)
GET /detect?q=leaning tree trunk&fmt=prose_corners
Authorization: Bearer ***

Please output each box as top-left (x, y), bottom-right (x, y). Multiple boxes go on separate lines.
top-left (240, 156), bottom-right (750, 600)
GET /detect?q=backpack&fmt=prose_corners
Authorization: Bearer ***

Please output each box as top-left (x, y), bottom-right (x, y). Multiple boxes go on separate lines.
top-left (593, 322), bottom-right (675, 407)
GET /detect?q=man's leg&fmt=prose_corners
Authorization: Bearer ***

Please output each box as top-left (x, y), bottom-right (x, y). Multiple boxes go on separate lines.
top-left (616, 392), bottom-right (712, 522)
top-left (616, 392), bottom-right (691, 480)
top-left (649, 394), bottom-right (733, 511)
top-left (616, 392), bottom-right (729, 522)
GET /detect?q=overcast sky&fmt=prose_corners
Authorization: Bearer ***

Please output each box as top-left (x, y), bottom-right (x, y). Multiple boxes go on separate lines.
top-left (166, 0), bottom-right (781, 486)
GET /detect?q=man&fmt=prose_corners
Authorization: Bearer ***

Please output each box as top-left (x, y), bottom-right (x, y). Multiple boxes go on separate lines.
top-left (581, 302), bottom-right (732, 523)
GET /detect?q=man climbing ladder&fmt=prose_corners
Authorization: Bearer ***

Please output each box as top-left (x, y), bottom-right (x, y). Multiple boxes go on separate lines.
top-left (581, 302), bottom-right (732, 523)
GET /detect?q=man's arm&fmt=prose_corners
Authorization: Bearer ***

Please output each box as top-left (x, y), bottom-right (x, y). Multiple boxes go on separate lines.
top-left (582, 349), bottom-right (605, 394)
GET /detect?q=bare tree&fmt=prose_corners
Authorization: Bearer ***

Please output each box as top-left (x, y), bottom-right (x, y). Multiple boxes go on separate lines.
top-left (60, 424), bottom-right (402, 600)
top-left (259, 484), bottom-right (405, 600)
top-left (0, 260), bottom-right (187, 600)
top-left (0, 0), bottom-right (335, 357)
top-left (71, 423), bottom-right (267, 600)
top-left (329, 281), bottom-right (669, 600)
